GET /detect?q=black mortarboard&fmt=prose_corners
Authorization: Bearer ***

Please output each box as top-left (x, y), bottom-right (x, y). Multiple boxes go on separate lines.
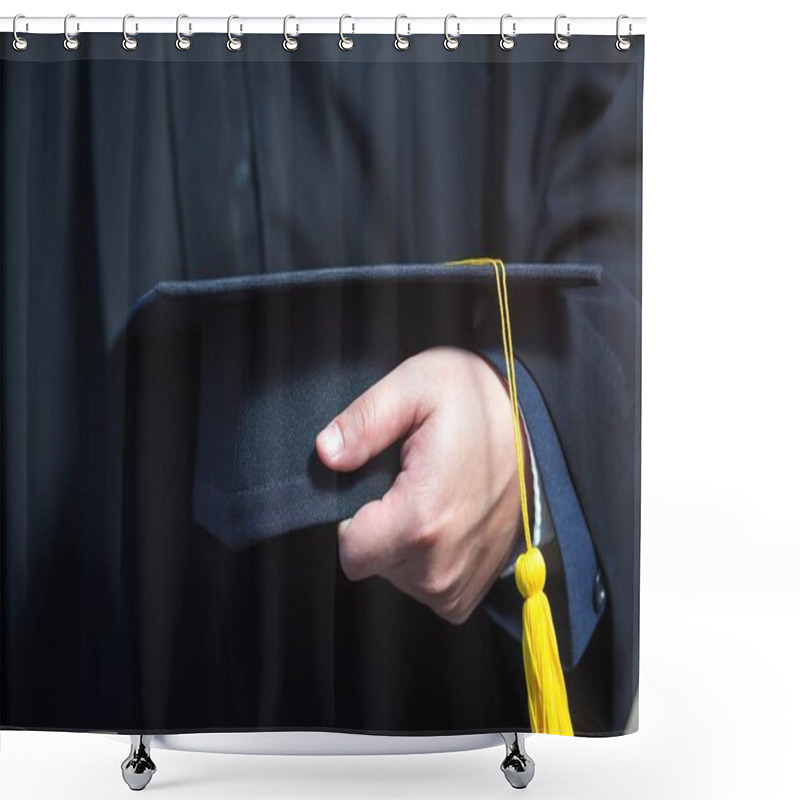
top-left (119, 262), bottom-right (600, 553)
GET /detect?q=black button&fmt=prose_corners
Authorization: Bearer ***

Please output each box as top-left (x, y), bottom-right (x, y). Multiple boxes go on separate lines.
top-left (593, 572), bottom-right (607, 615)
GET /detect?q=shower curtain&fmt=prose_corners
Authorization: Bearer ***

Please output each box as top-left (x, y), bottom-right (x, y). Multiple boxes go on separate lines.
top-left (0, 30), bottom-right (643, 738)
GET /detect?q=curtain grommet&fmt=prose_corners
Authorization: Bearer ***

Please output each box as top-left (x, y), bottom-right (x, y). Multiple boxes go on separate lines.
top-left (500, 14), bottom-right (516, 51)
top-left (554, 14), bottom-right (570, 51)
top-left (394, 14), bottom-right (410, 50)
top-left (616, 14), bottom-right (632, 51)
top-left (122, 14), bottom-right (138, 51)
top-left (227, 15), bottom-right (242, 51)
top-left (444, 14), bottom-right (460, 50)
top-left (339, 14), bottom-right (354, 50)
top-left (12, 14), bottom-right (28, 51)
top-left (283, 15), bottom-right (299, 51)
top-left (63, 13), bottom-right (80, 51)
top-left (176, 13), bottom-right (191, 50)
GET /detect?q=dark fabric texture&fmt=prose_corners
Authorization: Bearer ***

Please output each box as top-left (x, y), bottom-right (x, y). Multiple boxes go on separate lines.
top-left (1, 33), bottom-right (642, 736)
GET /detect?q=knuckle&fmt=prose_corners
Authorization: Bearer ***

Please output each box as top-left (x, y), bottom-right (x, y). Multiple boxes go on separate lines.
top-left (413, 524), bottom-right (436, 551)
top-left (339, 550), bottom-right (367, 582)
top-left (411, 507), bottom-right (446, 550)
top-left (419, 566), bottom-right (457, 600)
top-left (350, 392), bottom-right (377, 439)
top-left (338, 532), bottom-right (368, 582)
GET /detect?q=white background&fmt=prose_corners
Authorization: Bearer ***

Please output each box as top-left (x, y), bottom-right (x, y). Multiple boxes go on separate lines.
top-left (2, 1), bottom-right (799, 798)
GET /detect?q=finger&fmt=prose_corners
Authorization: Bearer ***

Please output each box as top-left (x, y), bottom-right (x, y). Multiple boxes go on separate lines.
top-left (337, 478), bottom-right (417, 582)
top-left (316, 360), bottom-right (426, 472)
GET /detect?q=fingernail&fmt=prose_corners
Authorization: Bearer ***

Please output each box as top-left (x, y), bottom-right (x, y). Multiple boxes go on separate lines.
top-left (318, 421), bottom-right (344, 460)
top-left (338, 518), bottom-right (352, 536)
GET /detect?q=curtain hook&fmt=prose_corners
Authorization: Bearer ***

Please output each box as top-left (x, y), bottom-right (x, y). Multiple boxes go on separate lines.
top-left (122, 14), bottom-right (138, 51)
top-left (394, 14), bottom-right (410, 50)
top-left (176, 13), bottom-right (191, 50)
top-left (339, 14), bottom-right (354, 50)
top-left (283, 15), bottom-right (298, 51)
top-left (554, 14), bottom-right (570, 51)
top-left (63, 13), bottom-right (79, 51)
top-left (227, 15), bottom-right (242, 51)
top-left (616, 14), bottom-right (632, 51)
top-left (500, 14), bottom-right (516, 50)
top-left (12, 14), bottom-right (28, 51)
top-left (444, 14), bottom-right (460, 50)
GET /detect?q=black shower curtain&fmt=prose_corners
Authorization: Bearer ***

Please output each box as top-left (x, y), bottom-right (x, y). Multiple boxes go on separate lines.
top-left (1, 33), bottom-right (642, 736)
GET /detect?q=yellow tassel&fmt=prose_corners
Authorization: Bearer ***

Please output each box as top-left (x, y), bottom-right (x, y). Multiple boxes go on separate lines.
top-left (515, 549), bottom-right (573, 735)
top-left (445, 257), bottom-right (573, 736)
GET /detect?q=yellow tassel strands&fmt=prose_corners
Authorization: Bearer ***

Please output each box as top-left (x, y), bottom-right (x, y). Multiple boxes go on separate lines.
top-left (446, 258), bottom-right (573, 736)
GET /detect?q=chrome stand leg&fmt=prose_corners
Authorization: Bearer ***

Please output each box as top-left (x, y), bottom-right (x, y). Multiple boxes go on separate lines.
top-left (500, 732), bottom-right (535, 789)
top-left (121, 734), bottom-right (157, 791)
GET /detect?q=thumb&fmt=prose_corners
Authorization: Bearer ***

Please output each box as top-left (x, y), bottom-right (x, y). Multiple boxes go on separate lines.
top-left (316, 360), bottom-right (426, 472)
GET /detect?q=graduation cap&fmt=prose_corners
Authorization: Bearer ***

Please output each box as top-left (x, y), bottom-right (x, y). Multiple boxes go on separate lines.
top-left (119, 259), bottom-right (599, 735)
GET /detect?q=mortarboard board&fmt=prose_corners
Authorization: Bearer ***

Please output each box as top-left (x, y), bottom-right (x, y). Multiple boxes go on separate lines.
top-left (120, 261), bottom-right (600, 553)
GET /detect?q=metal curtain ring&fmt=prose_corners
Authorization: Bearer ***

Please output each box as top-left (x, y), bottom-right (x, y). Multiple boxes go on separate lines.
top-left (339, 14), bottom-right (354, 50)
top-left (554, 14), bottom-right (570, 51)
top-left (394, 14), bottom-right (410, 50)
top-left (176, 13), bottom-right (191, 50)
top-left (616, 14), bottom-right (632, 51)
top-left (122, 14), bottom-right (138, 51)
top-left (444, 14), bottom-right (460, 50)
top-left (64, 13), bottom-right (79, 51)
top-left (499, 14), bottom-right (515, 50)
top-left (283, 15), bottom-right (298, 51)
top-left (12, 14), bottom-right (28, 51)
top-left (227, 15), bottom-right (242, 51)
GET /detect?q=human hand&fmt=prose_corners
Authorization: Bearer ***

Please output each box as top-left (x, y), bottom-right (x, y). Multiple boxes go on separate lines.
top-left (315, 346), bottom-right (528, 625)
